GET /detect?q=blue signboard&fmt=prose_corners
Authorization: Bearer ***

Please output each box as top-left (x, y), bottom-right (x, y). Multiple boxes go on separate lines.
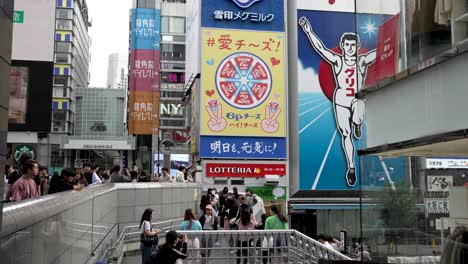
top-left (131, 8), bottom-right (161, 50)
top-left (201, 0), bottom-right (284, 32)
top-left (297, 9), bottom-right (406, 190)
top-left (200, 136), bottom-right (286, 159)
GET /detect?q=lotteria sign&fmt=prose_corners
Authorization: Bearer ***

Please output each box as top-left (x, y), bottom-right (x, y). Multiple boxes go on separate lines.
top-left (205, 163), bottom-right (286, 177)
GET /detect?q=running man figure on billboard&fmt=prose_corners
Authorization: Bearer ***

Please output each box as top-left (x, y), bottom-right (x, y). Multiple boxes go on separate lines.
top-left (299, 17), bottom-right (376, 187)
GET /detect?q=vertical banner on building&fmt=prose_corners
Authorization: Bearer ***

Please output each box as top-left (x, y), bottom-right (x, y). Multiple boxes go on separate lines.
top-left (199, 0), bottom-right (286, 159)
top-left (128, 8), bottom-right (161, 135)
top-left (128, 92), bottom-right (159, 135)
top-left (297, 0), bottom-right (406, 190)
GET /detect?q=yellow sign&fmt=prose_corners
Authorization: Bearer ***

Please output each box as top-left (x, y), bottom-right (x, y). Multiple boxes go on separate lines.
top-left (201, 29), bottom-right (285, 137)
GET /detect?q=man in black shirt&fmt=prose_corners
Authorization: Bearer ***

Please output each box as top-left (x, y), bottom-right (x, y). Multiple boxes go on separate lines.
top-left (48, 168), bottom-right (83, 194)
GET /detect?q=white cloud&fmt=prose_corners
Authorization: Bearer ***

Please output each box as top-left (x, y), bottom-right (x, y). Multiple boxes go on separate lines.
top-left (298, 59), bottom-right (321, 93)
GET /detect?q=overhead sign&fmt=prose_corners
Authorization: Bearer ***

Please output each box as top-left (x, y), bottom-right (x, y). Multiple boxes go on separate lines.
top-left (427, 176), bottom-right (453, 192)
top-left (13, 11), bottom-right (24, 23)
top-left (424, 197), bottom-right (450, 215)
top-left (201, 0), bottom-right (284, 32)
top-left (129, 50), bottom-right (160, 91)
top-left (424, 192), bottom-right (450, 215)
top-left (128, 92), bottom-right (159, 135)
top-left (14, 144), bottom-right (35, 164)
top-left (200, 136), bottom-right (286, 159)
top-left (201, 29), bottom-right (285, 138)
top-left (296, 7), bottom-right (407, 190)
top-left (248, 186), bottom-right (287, 200)
top-left (426, 158), bottom-right (468, 169)
top-left (63, 139), bottom-right (135, 150)
top-left (130, 8), bottom-right (161, 50)
top-left (160, 103), bottom-right (184, 116)
top-left (205, 162), bottom-right (286, 177)
top-left (375, 14), bottom-right (400, 82)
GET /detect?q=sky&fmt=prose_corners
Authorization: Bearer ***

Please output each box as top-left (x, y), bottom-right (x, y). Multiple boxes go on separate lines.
top-left (87, 0), bottom-right (132, 87)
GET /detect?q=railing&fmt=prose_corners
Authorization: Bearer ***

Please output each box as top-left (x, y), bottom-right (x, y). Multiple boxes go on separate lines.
top-left (105, 218), bottom-right (184, 263)
top-left (115, 229), bottom-right (351, 264)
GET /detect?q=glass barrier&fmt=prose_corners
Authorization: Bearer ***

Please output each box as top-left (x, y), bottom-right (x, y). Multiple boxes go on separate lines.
top-left (359, 154), bottom-right (468, 263)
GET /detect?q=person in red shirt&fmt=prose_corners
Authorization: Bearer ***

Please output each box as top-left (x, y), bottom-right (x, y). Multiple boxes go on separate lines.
top-left (11, 159), bottom-right (40, 202)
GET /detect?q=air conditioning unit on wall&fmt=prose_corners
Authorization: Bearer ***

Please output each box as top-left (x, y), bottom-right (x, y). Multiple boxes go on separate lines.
top-left (264, 175), bottom-right (280, 186)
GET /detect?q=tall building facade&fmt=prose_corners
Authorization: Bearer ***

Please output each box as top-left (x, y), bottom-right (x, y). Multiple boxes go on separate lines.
top-left (7, 0), bottom-right (56, 168)
top-left (106, 53), bottom-right (128, 89)
top-left (50, 0), bottom-right (91, 170)
top-left (0, 0), bottom-right (14, 226)
top-left (128, 0), bottom-right (188, 173)
top-left (62, 87), bottom-right (135, 168)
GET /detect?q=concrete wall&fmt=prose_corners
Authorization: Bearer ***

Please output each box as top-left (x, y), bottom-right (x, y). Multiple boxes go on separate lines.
top-left (0, 183), bottom-right (201, 264)
top-left (365, 51), bottom-right (468, 149)
top-left (0, 0), bottom-right (14, 233)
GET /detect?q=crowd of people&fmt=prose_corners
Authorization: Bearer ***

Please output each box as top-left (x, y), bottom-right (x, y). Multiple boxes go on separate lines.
top-left (3, 153), bottom-right (195, 203)
top-left (139, 187), bottom-right (289, 264)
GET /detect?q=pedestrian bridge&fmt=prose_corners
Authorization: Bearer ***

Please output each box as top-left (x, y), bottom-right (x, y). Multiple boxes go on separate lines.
top-left (0, 183), bottom-right (348, 264)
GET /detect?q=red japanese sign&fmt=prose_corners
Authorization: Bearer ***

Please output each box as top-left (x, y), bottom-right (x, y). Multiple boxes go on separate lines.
top-left (205, 163), bottom-right (286, 177)
top-left (376, 14), bottom-right (400, 82)
top-left (130, 50), bottom-right (160, 92)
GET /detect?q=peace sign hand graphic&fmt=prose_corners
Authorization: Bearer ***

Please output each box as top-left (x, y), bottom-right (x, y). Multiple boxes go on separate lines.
top-left (261, 104), bottom-right (281, 133)
top-left (206, 103), bottom-right (227, 132)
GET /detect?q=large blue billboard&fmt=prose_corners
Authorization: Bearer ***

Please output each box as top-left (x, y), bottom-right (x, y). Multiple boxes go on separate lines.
top-left (201, 0), bottom-right (284, 32)
top-left (130, 8), bottom-right (161, 51)
top-left (200, 136), bottom-right (286, 159)
top-left (297, 8), bottom-right (406, 190)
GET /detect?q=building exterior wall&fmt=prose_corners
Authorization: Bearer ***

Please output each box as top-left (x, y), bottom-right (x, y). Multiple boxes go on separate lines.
top-left (74, 88), bottom-right (126, 137)
top-left (0, 0), bottom-right (14, 231)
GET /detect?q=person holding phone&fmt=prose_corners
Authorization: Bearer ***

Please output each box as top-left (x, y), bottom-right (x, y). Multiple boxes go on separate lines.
top-left (152, 230), bottom-right (188, 264)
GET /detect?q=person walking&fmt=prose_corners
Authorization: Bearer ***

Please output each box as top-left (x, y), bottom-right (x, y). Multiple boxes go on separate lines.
top-left (236, 207), bottom-right (256, 264)
top-left (199, 204), bottom-right (218, 261)
top-left (11, 159), bottom-right (40, 202)
top-left (152, 230), bottom-right (188, 264)
top-left (265, 205), bottom-right (288, 263)
top-left (140, 208), bottom-right (161, 264)
top-left (180, 208), bottom-right (202, 263)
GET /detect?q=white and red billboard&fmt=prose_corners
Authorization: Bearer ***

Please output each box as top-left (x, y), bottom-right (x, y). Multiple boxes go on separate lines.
top-left (205, 162), bottom-right (286, 177)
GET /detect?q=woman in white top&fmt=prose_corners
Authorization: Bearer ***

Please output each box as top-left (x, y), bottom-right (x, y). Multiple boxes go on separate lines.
top-left (140, 208), bottom-right (160, 264)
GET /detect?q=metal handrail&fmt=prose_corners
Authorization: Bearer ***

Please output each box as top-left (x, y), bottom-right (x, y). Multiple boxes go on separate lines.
top-left (108, 227), bottom-right (351, 263)
top-left (104, 217), bottom-right (184, 262)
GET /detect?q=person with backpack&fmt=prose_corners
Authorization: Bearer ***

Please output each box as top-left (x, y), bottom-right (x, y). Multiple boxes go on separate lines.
top-left (140, 208), bottom-right (161, 264)
top-left (151, 230), bottom-right (188, 264)
top-left (179, 208), bottom-right (201, 263)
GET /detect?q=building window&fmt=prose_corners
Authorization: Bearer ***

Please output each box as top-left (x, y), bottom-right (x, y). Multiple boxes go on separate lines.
top-left (161, 17), bottom-right (185, 34)
top-left (161, 35), bottom-right (186, 42)
top-left (161, 62), bottom-right (185, 70)
top-left (137, 0), bottom-right (156, 8)
top-left (56, 42), bottom-right (72, 53)
top-left (161, 43), bottom-right (185, 61)
top-left (54, 76), bottom-right (69, 86)
top-left (56, 9), bottom-right (73, 19)
top-left (55, 53), bottom-right (71, 64)
top-left (56, 19), bottom-right (73, 30)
